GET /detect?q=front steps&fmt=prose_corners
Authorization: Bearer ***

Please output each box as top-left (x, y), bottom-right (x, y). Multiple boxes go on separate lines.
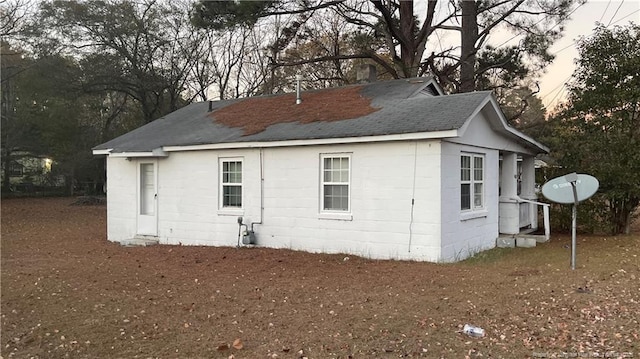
top-left (119, 236), bottom-right (159, 247)
top-left (497, 233), bottom-right (549, 248)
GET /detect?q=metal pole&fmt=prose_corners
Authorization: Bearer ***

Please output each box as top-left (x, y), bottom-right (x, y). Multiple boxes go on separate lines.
top-left (571, 203), bottom-right (577, 270)
top-left (570, 182), bottom-right (578, 270)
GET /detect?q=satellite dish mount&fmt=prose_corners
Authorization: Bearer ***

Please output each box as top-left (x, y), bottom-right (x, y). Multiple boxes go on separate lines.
top-left (542, 172), bottom-right (599, 270)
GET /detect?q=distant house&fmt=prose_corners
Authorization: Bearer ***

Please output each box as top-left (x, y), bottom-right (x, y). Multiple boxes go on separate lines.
top-left (93, 75), bottom-right (549, 262)
top-left (1, 151), bottom-right (61, 191)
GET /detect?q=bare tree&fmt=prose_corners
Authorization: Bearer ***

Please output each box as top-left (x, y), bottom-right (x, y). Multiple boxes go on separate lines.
top-left (192, 0), bottom-right (582, 95)
top-left (0, 0), bottom-right (33, 38)
top-left (34, 0), bottom-right (203, 123)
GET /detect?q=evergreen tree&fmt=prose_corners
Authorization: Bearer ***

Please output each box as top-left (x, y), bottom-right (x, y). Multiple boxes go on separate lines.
top-left (547, 23), bottom-right (640, 234)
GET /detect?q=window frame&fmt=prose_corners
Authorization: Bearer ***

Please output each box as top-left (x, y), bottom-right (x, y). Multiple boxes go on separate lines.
top-left (320, 153), bottom-right (351, 214)
top-left (219, 157), bottom-right (243, 210)
top-left (9, 162), bottom-right (24, 177)
top-left (460, 153), bottom-right (484, 212)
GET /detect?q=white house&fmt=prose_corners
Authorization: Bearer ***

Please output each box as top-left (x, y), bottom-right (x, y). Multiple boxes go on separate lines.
top-left (93, 76), bottom-right (549, 262)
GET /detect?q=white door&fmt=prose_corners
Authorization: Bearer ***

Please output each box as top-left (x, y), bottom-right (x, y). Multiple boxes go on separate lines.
top-left (137, 160), bottom-right (158, 236)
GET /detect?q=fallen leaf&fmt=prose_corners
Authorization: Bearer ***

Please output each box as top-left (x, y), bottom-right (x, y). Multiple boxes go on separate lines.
top-left (232, 338), bottom-right (243, 350)
top-left (217, 343), bottom-right (229, 351)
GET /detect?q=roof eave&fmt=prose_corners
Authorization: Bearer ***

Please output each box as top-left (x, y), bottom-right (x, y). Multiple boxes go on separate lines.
top-left (95, 148), bottom-right (169, 158)
top-left (459, 93), bottom-right (549, 154)
top-left (92, 149), bottom-right (112, 156)
top-left (503, 126), bottom-right (550, 153)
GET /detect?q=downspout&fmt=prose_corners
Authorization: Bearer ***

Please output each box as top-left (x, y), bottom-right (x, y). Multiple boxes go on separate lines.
top-left (250, 148), bottom-right (264, 233)
top-left (408, 141), bottom-right (418, 252)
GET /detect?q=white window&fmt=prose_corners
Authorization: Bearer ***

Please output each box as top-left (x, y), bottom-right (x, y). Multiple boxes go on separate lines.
top-left (321, 154), bottom-right (350, 212)
top-left (461, 154), bottom-right (484, 211)
top-left (220, 158), bottom-right (242, 208)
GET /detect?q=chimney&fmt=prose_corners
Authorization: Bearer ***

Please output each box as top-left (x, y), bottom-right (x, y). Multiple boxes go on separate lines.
top-left (356, 64), bottom-right (377, 83)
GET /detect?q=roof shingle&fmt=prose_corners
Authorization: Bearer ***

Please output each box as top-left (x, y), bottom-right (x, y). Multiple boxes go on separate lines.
top-left (93, 77), bottom-right (492, 153)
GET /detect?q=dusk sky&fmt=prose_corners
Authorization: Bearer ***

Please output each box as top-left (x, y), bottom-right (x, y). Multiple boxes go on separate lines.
top-left (538, 0), bottom-right (640, 109)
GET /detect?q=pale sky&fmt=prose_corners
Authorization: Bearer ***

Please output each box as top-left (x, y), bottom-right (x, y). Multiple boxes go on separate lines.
top-left (537, 0), bottom-right (640, 109)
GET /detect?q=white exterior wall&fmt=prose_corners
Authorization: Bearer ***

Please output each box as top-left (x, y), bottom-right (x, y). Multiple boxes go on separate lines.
top-left (438, 110), bottom-right (513, 261)
top-left (439, 142), bottom-right (500, 262)
top-left (105, 157), bottom-right (138, 242)
top-left (105, 140), bottom-right (444, 261)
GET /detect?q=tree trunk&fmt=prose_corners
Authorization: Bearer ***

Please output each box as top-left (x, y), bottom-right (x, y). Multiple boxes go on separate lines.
top-left (2, 150), bottom-right (12, 190)
top-left (399, 0), bottom-right (417, 77)
top-left (67, 167), bottom-right (75, 197)
top-left (460, 0), bottom-right (478, 92)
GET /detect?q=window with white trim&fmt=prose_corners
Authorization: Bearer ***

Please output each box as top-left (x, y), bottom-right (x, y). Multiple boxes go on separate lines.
top-left (220, 158), bottom-right (242, 208)
top-left (461, 154), bottom-right (484, 211)
top-left (321, 154), bottom-right (350, 212)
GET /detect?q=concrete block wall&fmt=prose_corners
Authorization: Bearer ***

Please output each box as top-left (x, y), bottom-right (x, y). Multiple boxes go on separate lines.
top-left (105, 140), bottom-right (445, 261)
top-left (258, 141), bottom-right (443, 261)
top-left (105, 158), bottom-right (137, 242)
top-left (439, 141), bottom-right (499, 262)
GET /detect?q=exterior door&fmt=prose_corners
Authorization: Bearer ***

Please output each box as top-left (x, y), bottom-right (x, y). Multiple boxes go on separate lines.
top-left (137, 160), bottom-right (158, 236)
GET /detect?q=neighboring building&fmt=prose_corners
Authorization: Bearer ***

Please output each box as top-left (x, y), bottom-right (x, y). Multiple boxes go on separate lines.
top-left (93, 76), bottom-right (548, 262)
top-left (1, 151), bottom-right (62, 190)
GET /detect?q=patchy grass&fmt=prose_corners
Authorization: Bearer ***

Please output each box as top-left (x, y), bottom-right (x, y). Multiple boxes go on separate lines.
top-left (462, 247), bottom-right (516, 264)
top-left (1, 198), bottom-right (639, 358)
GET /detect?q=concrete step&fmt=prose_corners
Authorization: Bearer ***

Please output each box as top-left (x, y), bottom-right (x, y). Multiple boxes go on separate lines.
top-left (527, 234), bottom-right (550, 243)
top-left (497, 233), bottom-right (548, 248)
top-left (120, 236), bottom-right (159, 247)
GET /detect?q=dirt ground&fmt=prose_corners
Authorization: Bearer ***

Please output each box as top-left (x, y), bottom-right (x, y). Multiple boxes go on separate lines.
top-left (1, 198), bottom-right (639, 358)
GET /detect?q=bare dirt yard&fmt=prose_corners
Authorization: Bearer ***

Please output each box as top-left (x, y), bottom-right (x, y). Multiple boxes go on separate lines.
top-left (1, 198), bottom-right (639, 358)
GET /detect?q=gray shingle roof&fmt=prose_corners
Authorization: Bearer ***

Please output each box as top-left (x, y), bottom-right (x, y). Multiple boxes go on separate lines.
top-left (93, 77), bottom-right (494, 153)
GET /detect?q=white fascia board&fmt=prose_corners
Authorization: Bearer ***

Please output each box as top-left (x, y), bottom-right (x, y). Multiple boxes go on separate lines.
top-left (457, 95), bottom-right (492, 136)
top-left (163, 130), bottom-right (459, 152)
top-left (503, 126), bottom-right (550, 153)
top-left (485, 95), bottom-right (549, 153)
top-left (104, 147), bottom-right (169, 158)
top-left (459, 95), bottom-right (550, 154)
top-left (109, 152), bottom-right (155, 158)
top-left (92, 149), bottom-right (112, 155)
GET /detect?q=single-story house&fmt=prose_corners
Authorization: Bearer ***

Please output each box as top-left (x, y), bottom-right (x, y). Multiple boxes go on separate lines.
top-left (93, 75), bottom-right (549, 262)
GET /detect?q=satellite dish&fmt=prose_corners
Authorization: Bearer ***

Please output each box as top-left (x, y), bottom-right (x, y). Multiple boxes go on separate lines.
top-left (542, 173), bottom-right (599, 204)
top-left (542, 173), bottom-right (599, 271)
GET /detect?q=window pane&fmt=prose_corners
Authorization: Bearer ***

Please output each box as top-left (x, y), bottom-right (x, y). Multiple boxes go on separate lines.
top-left (324, 184), bottom-right (348, 211)
top-left (340, 157), bottom-right (349, 170)
top-left (461, 156), bottom-right (471, 181)
top-left (474, 157), bottom-right (483, 180)
top-left (461, 156), bottom-right (471, 169)
top-left (140, 164), bottom-right (155, 215)
top-left (234, 162), bottom-right (242, 182)
top-left (324, 158), bottom-right (332, 181)
top-left (461, 168), bottom-right (471, 181)
top-left (223, 185), bottom-right (242, 207)
top-left (339, 158), bottom-right (349, 182)
top-left (323, 191), bottom-right (333, 210)
top-left (223, 161), bottom-right (242, 184)
top-left (474, 183), bottom-right (483, 208)
top-left (461, 184), bottom-right (471, 210)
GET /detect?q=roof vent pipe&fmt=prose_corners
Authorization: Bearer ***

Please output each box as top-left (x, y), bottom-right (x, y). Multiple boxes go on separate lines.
top-left (295, 73), bottom-right (303, 105)
top-left (208, 100), bottom-right (213, 112)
